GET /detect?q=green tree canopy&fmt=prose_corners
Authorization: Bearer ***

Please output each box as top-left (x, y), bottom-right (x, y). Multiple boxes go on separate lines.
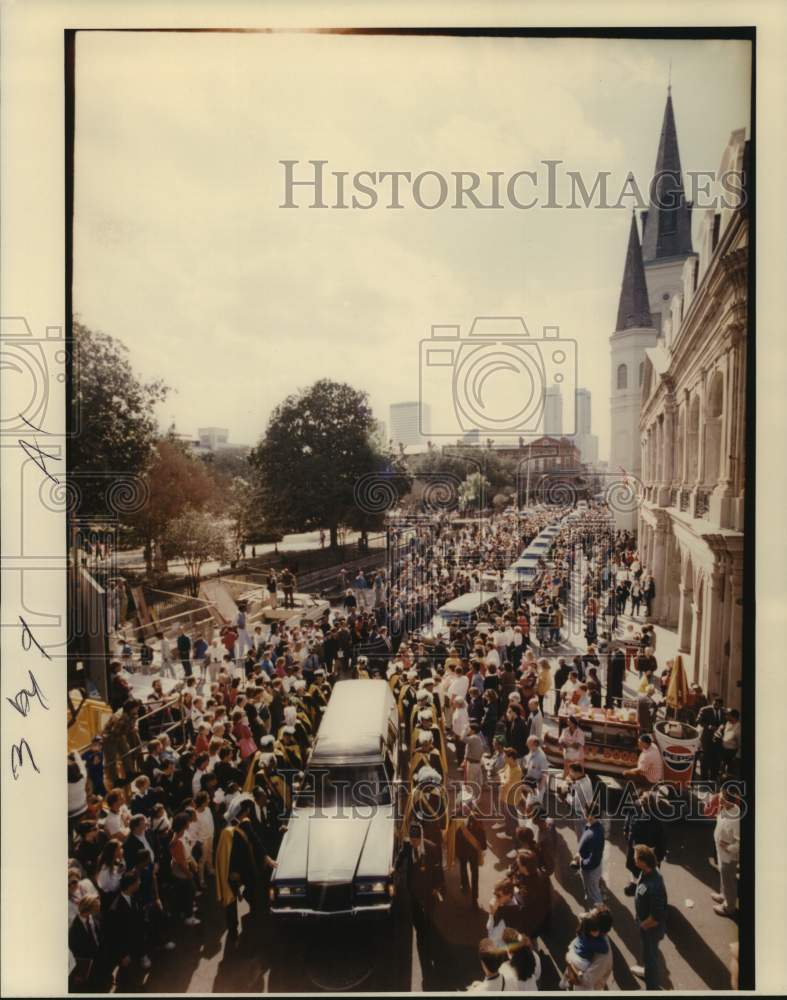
top-left (165, 507), bottom-right (233, 596)
top-left (70, 321), bottom-right (169, 516)
top-left (129, 437), bottom-right (221, 574)
top-left (248, 379), bottom-right (407, 548)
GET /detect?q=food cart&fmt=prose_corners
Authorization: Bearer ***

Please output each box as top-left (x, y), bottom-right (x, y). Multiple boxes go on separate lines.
top-left (544, 703), bottom-right (641, 775)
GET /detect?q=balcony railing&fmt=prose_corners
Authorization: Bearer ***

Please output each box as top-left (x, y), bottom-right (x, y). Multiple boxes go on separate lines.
top-left (669, 487), bottom-right (678, 508)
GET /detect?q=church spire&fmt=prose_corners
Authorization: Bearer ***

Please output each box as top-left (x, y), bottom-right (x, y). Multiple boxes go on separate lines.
top-left (616, 211), bottom-right (653, 332)
top-left (641, 88), bottom-right (693, 261)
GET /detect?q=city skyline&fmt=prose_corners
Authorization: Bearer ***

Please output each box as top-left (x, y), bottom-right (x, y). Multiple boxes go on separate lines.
top-left (73, 33), bottom-right (750, 462)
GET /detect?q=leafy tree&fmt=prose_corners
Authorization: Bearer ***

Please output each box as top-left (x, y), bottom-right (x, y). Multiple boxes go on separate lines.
top-left (459, 471), bottom-right (491, 511)
top-left (165, 508), bottom-right (233, 596)
top-left (70, 321), bottom-right (169, 516)
top-left (249, 379), bottom-right (408, 549)
top-left (129, 437), bottom-right (221, 574)
top-left (199, 445), bottom-right (252, 481)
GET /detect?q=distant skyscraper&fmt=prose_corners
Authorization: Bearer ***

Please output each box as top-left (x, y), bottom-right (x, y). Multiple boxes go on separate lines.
top-left (574, 388), bottom-right (599, 464)
top-left (198, 426), bottom-right (229, 450)
top-left (543, 386), bottom-right (562, 436)
top-left (390, 401), bottom-right (428, 448)
top-left (576, 389), bottom-right (592, 436)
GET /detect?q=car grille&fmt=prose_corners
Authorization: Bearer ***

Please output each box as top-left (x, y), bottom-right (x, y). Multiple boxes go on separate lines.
top-left (307, 883), bottom-right (353, 913)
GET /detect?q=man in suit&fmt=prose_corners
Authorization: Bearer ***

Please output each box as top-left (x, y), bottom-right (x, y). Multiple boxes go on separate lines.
top-left (606, 647), bottom-right (626, 709)
top-left (69, 893), bottom-right (114, 991)
top-left (697, 696), bottom-right (725, 781)
top-left (108, 872), bottom-right (149, 977)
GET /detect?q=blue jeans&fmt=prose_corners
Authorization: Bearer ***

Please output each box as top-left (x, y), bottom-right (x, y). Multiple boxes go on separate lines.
top-left (641, 925), bottom-right (665, 990)
top-left (581, 863), bottom-right (603, 906)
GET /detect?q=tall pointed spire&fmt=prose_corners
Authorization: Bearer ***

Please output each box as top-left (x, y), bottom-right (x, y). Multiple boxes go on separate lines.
top-left (641, 88), bottom-right (693, 261)
top-left (616, 212), bottom-right (653, 331)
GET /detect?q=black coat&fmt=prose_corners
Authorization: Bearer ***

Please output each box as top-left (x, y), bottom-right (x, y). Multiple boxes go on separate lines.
top-left (107, 893), bottom-right (146, 962)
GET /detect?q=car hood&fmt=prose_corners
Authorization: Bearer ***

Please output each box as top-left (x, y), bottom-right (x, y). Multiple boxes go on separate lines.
top-left (273, 804), bottom-right (395, 884)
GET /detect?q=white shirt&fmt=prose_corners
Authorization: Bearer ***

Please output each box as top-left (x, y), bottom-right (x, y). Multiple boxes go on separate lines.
top-left (567, 774), bottom-right (594, 818)
top-left (467, 974), bottom-right (507, 993)
top-left (448, 675), bottom-right (470, 702)
top-left (104, 808), bottom-right (130, 837)
top-left (452, 706), bottom-right (470, 739)
top-left (97, 866), bottom-right (123, 894)
top-left (501, 952), bottom-right (542, 991)
top-left (714, 806), bottom-right (741, 863)
top-left (195, 807), bottom-right (215, 841)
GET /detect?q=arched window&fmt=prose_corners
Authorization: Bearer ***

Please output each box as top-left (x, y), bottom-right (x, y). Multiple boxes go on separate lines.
top-left (703, 372), bottom-right (724, 486)
top-left (617, 364), bottom-right (628, 390)
top-left (639, 362), bottom-right (644, 386)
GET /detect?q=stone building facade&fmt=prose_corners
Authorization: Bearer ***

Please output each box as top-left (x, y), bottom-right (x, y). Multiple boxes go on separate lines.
top-left (638, 128), bottom-right (748, 708)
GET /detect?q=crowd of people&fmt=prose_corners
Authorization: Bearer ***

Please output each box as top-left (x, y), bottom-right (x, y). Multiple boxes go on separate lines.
top-left (67, 503), bottom-right (740, 992)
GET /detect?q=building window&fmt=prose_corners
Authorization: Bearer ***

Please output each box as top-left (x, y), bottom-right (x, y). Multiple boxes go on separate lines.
top-left (617, 364), bottom-right (628, 390)
top-left (639, 362), bottom-right (644, 387)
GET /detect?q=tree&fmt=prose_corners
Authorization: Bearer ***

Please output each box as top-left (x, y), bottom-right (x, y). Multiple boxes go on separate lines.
top-left (165, 508), bottom-right (233, 596)
top-left (248, 379), bottom-right (408, 549)
top-left (129, 437), bottom-right (221, 575)
top-left (459, 471), bottom-right (491, 511)
top-left (70, 321), bottom-right (169, 516)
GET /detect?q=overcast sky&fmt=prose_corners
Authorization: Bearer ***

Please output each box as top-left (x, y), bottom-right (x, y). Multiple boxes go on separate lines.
top-left (74, 32), bottom-right (750, 459)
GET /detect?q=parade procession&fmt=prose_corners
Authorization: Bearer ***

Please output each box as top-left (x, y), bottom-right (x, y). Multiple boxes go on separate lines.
top-left (66, 500), bottom-right (742, 992)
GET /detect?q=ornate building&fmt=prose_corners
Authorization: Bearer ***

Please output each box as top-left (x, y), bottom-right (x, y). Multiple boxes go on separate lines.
top-left (638, 128), bottom-right (748, 708)
top-left (609, 88), bottom-right (696, 530)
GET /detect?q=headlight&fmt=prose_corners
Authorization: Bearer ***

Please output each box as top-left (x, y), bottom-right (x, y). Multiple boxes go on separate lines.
top-left (272, 883), bottom-right (306, 898)
top-left (355, 878), bottom-right (393, 896)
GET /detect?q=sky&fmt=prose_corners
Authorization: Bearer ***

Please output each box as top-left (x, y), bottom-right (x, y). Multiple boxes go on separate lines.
top-left (73, 32), bottom-right (751, 459)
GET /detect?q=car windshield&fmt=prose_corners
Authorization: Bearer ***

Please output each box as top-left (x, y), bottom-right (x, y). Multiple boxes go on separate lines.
top-left (296, 764), bottom-right (392, 809)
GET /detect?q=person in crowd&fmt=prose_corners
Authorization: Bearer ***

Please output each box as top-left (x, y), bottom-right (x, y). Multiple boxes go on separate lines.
top-left (558, 715), bottom-right (585, 777)
top-left (466, 937), bottom-right (508, 993)
top-left (623, 733), bottom-right (664, 790)
top-left (453, 800), bottom-right (487, 909)
top-left (630, 844), bottom-right (668, 990)
top-left (69, 893), bottom-right (113, 992)
top-left (573, 802), bottom-right (605, 907)
top-left (623, 791), bottom-right (667, 896)
top-left (499, 928), bottom-right (541, 990)
top-left (559, 909), bottom-right (610, 989)
top-left (168, 812), bottom-right (201, 927)
top-left (711, 786), bottom-right (740, 917)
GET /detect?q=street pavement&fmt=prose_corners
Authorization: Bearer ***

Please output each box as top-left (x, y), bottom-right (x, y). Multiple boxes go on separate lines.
top-left (127, 546), bottom-right (736, 992)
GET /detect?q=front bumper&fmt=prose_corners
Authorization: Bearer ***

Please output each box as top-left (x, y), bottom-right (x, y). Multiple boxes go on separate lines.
top-left (270, 901), bottom-right (393, 918)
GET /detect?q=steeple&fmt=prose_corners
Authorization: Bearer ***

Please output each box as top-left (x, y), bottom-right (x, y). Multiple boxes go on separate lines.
top-left (641, 88), bottom-right (693, 261)
top-left (616, 212), bottom-right (653, 332)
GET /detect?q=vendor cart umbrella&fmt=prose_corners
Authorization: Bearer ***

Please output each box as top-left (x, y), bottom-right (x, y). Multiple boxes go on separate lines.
top-left (665, 653), bottom-right (689, 711)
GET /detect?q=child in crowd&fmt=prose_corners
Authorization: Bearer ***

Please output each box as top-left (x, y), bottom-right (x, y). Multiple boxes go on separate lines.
top-left (560, 910), bottom-right (609, 989)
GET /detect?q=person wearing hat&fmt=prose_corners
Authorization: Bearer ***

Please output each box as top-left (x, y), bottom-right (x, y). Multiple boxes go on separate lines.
top-left (215, 797), bottom-right (263, 941)
top-left (410, 729), bottom-right (445, 781)
top-left (397, 670), bottom-right (420, 743)
top-left (275, 726), bottom-right (304, 779)
top-left (402, 766), bottom-right (449, 845)
top-left (412, 708), bottom-right (448, 776)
